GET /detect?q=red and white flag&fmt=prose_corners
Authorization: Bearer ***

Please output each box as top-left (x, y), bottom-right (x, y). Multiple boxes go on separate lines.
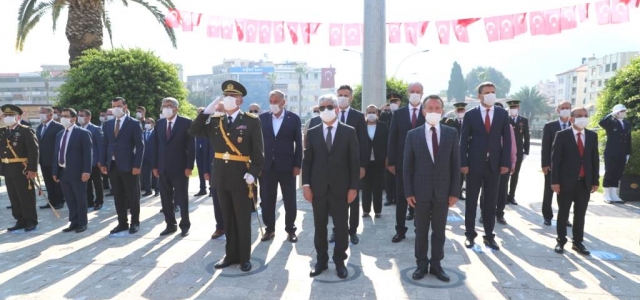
top-left (320, 68), bottom-right (336, 89)
top-left (611, 0), bottom-right (630, 24)
top-left (484, 16), bottom-right (501, 42)
top-left (498, 14), bottom-right (514, 40)
top-left (181, 12), bottom-right (197, 32)
top-left (435, 21), bottom-right (450, 45)
top-left (259, 21), bottom-right (272, 44)
top-left (287, 22), bottom-right (300, 44)
top-left (273, 21), bottom-right (285, 43)
top-left (560, 6), bottom-right (578, 30)
top-left (221, 18), bottom-right (234, 39)
top-left (595, 0), bottom-right (611, 25)
top-left (544, 9), bottom-right (562, 35)
top-left (578, 3), bottom-right (590, 22)
top-left (453, 19), bottom-right (477, 43)
top-left (302, 23), bottom-right (321, 44)
top-left (206, 16), bottom-right (221, 38)
top-left (404, 22), bottom-right (419, 45)
top-left (387, 23), bottom-right (402, 43)
top-left (344, 23), bottom-right (362, 46)
top-left (245, 19), bottom-right (259, 43)
top-left (165, 9), bottom-right (181, 28)
top-left (235, 19), bottom-right (246, 41)
top-left (529, 11), bottom-right (546, 36)
top-left (513, 13), bottom-right (528, 36)
top-left (329, 23), bottom-right (343, 46)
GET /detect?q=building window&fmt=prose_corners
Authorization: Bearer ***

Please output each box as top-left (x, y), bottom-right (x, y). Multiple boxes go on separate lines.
top-left (571, 98), bottom-right (576, 105)
top-left (591, 68), bottom-right (596, 76)
top-left (558, 78), bottom-right (564, 84)
top-left (314, 73), bottom-right (319, 80)
top-left (572, 76), bottom-right (577, 84)
top-left (590, 81), bottom-right (596, 87)
top-left (598, 80), bottom-right (602, 87)
top-left (572, 87), bottom-right (576, 95)
top-left (612, 63), bottom-right (617, 72)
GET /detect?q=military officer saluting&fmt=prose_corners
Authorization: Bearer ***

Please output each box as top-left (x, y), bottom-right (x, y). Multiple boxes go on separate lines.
top-left (1, 105), bottom-right (39, 232)
top-left (189, 80), bottom-right (265, 272)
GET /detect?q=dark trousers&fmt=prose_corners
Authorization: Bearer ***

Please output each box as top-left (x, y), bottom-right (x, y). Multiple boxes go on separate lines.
top-left (557, 180), bottom-right (590, 244)
top-left (6, 176), bottom-right (37, 227)
top-left (196, 156), bottom-right (210, 192)
top-left (218, 188), bottom-right (252, 263)
top-left (465, 161), bottom-right (500, 240)
top-left (260, 168), bottom-right (297, 233)
top-left (160, 174), bottom-right (191, 230)
top-left (109, 162), bottom-right (141, 225)
top-left (542, 172), bottom-right (559, 221)
top-left (212, 188), bottom-right (224, 230)
top-left (362, 161), bottom-right (384, 214)
top-left (312, 187), bottom-right (349, 264)
top-left (59, 169), bottom-right (89, 226)
top-left (395, 168), bottom-right (409, 234)
top-left (415, 195), bottom-right (448, 268)
top-left (86, 165), bottom-right (104, 206)
top-left (480, 173), bottom-right (510, 218)
top-left (102, 173), bottom-right (110, 190)
top-left (508, 155), bottom-right (523, 200)
top-left (385, 169), bottom-right (396, 203)
top-left (603, 156), bottom-right (626, 187)
top-left (140, 159), bottom-right (153, 192)
top-left (41, 164), bottom-right (64, 206)
top-left (348, 191), bottom-right (360, 234)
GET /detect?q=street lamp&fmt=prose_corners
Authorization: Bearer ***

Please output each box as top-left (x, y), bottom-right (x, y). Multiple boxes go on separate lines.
top-left (393, 49), bottom-right (429, 78)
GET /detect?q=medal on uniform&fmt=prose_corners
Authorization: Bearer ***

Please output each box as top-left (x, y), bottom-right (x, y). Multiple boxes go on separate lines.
top-left (237, 136), bottom-right (243, 143)
top-left (12, 142), bottom-right (17, 147)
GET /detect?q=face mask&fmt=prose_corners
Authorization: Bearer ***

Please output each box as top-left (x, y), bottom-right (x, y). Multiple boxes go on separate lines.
top-left (3, 116), bottom-right (16, 126)
top-left (112, 107), bottom-right (124, 117)
top-left (270, 104), bottom-right (282, 114)
top-left (338, 96), bottom-right (350, 108)
top-left (456, 112), bottom-right (465, 119)
top-left (559, 109), bottom-right (571, 118)
top-left (39, 114), bottom-right (48, 122)
top-left (60, 117), bottom-right (72, 128)
top-left (107, 115), bottom-right (115, 121)
top-left (425, 112), bottom-right (441, 125)
top-left (223, 96), bottom-right (238, 111)
top-left (100, 117), bottom-right (106, 123)
top-left (483, 93), bottom-right (497, 106)
top-left (313, 112), bottom-right (320, 117)
top-left (366, 113), bottom-right (377, 122)
top-left (573, 117), bottom-right (589, 129)
top-left (136, 112), bottom-right (143, 119)
top-left (389, 103), bottom-right (399, 111)
top-left (144, 124), bottom-right (152, 130)
top-left (409, 93), bottom-right (421, 105)
top-left (617, 112), bottom-right (626, 120)
top-left (320, 109), bottom-right (337, 123)
top-left (162, 108), bottom-right (174, 119)
top-left (77, 116), bottom-right (86, 125)
top-left (509, 109), bottom-right (518, 117)
top-left (53, 113), bottom-right (59, 120)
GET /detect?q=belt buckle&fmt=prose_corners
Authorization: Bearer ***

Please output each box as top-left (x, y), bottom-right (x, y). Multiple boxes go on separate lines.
top-left (222, 152), bottom-right (230, 163)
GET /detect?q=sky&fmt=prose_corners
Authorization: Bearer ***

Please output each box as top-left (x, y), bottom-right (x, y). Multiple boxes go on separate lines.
top-left (1, 0), bottom-right (639, 95)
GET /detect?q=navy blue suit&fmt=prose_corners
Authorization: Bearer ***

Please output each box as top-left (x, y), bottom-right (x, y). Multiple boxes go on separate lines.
top-left (141, 129), bottom-right (158, 193)
top-left (152, 115), bottom-right (196, 230)
top-left (460, 105), bottom-right (512, 241)
top-left (101, 115), bottom-right (144, 226)
top-left (37, 120), bottom-right (65, 207)
top-left (52, 126), bottom-right (93, 227)
top-left (259, 109), bottom-right (302, 234)
top-left (195, 137), bottom-right (214, 193)
top-left (83, 123), bottom-right (104, 207)
top-left (599, 116), bottom-right (632, 187)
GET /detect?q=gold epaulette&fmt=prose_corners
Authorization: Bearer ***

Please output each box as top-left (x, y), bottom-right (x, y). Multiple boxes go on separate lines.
top-left (244, 112), bottom-right (258, 118)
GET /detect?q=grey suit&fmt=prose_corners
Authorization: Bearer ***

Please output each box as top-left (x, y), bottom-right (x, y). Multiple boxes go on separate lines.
top-left (403, 124), bottom-right (460, 269)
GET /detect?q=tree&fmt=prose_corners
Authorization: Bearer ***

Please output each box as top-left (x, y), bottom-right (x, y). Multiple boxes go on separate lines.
top-left (447, 61), bottom-right (465, 103)
top-left (510, 86), bottom-right (550, 121)
top-left (295, 64), bottom-right (307, 115)
top-left (464, 66), bottom-right (511, 98)
top-left (16, 0), bottom-right (177, 66)
top-left (57, 48), bottom-right (193, 124)
top-left (265, 73), bottom-right (278, 91)
top-left (593, 57), bottom-right (640, 131)
top-left (39, 69), bottom-right (51, 101)
top-left (352, 77), bottom-right (409, 110)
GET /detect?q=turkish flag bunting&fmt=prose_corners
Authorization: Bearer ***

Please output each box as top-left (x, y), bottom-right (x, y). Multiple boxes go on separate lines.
top-left (498, 15), bottom-right (514, 40)
top-left (320, 68), bottom-right (336, 89)
top-left (595, 0), bottom-right (611, 25)
top-left (287, 22), bottom-right (300, 44)
top-left (329, 23), bottom-right (343, 46)
top-left (435, 21), bottom-right (450, 44)
top-left (513, 13), bottom-right (528, 36)
top-left (560, 6), bottom-right (578, 30)
top-left (403, 22), bottom-right (419, 45)
top-left (544, 9), bottom-right (562, 35)
top-left (235, 19), bottom-right (246, 41)
top-left (181, 12), bottom-right (195, 32)
top-left (302, 23), bottom-right (321, 44)
top-left (259, 21), bottom-right (272, 44)
top-left (484, 17), bottom-right (501, 42)
top-left (578, 3), bottom-right (590, 22)
top-left (245, 19), bottom-right (260, 43)
top-left (344, 23), bottom-right (362, 46)
top-left (452, 21), bottom-right (470, 43)
top-left (457, 18), bottom-right (480, 27)
top-left (611, 0), bottom-right (631, 24)
top-left (165, 9), bottom-right (181, 28)
top-left (221, 18), bottom-right (234, 39)
top-left (387, 23), bottom-right (402, 43)
top-left (529, 11), bottom-right (546, 35)
top-left (273, 22), bottom-right (285, 43)
top-left (206, 16), bottom-right (221, 38)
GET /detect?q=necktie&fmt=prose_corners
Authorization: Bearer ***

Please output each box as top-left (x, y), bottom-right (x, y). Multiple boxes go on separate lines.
top-left (562, 123), bottom-right (567, 130)
top-left (114, 118), bottom-right (120, 138)
top-left (484, 109), bottom-right (491, 133)
top-left (326, 126), bottom-right (333, 151)
top-left (431, 127), bottom-right (438, 159)
top-left (41, 124), bottom-right (47, 139)
top-left (166, 121), bottom-right (172, 139)
top-left (227, 116), bottom-right (233, 129)
top-left (341, 111), bottom-right (346, 123)
top-left (145, 131), bottom-right (149, 141)
top-left (59, 130), bottom-right (69, 165)
top-left (577, 132), bottom-right (585, 178)
top-left (621, 120), bottom-right (625, 130)
top-left (411, 108), bottom-right (417, 128)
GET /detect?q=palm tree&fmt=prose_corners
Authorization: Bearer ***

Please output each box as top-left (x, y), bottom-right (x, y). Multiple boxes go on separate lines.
top-left (16, 0), bottom-right (177, 66)
top-left (39, 69), bottom-right (51, 101)
top-left (295, 64), bottom-right (307, 116)
top-left (265, 73), bottom-right (277, 91)
top-left (511, 86), bottom-right (549, 121)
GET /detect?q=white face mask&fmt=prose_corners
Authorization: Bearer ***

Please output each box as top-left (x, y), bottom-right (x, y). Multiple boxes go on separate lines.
top-left (270, 104), bottom-right (282, 114)
top-left (60, 117), bottom-right (73, 128)
top-left (425, 112), bottom-right (442, 125)
top-left (559, 109), bottom-right (571, 118)
top-left (482, 93), bottom-right (497, 106)
top-left (320, 109), bottom-right (337, 123)
top-left (107, 115), bottom-right (115, 121)
top-left (112, 107), bottom-right (124, 117)
top-left (136, 112), bottom-right (143, 119)
top-left (144, 124), bottom-right (152, 130)
top-left (162, 107), bottom-right (174, 119)
top-left (223, 96), bottom-right (238, 111)
top-left (573, 117), bottom-right (589, 129)
top-left (53, 113), bottom-right (59, 120)
top-left (509, 108), bottom-right (518, 117)
top-left (366, 113), bottom-right (377, 122)
top-left (456, 112), bottom-right (465, 119)
top-left (3, 116), bottom-right (16, 126)
top-left (617, 112), bottom-right (626, 120)
top-left (100, 116), bottom-right (106, 123)
top-left (338, 96), bottom-right (350, 108)
top-left (77, 116), bottom-right (86, 125)
top-left (313, 112), bottom-right (320, 117)
top-left (409, 93), bottom-right (421, 106)
top-left (389, 103), bottom-right (399, 111)
top-left (39, 114), bottom-right (48, 122)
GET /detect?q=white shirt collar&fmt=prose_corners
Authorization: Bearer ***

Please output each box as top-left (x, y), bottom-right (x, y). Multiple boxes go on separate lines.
top-left (42, 119), bottom-right (52, 126)
top-left (572, 127), bottom-right (584, 137)
top-left (322, 119), bottom-right (339, 130)
top-left (116, 114), bottom-right (127, 122)
top-left (227, 110), bottom-right (241, 120)
top-left (425, 123), bottom-right (441, 134)
top-left (481, 105), bottom-right (494, 112)
top-left (272, 109), bottom-right (286, 120)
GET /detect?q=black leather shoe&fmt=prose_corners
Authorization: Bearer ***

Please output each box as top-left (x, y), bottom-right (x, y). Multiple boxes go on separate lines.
top-left (129, 223), bottom-right (139, 234)
top-left (94, 204), bottom-right (103, 211)
top-left (240, 261), bottom-right (252, 272)
top-left (214, 259), bottom-right (237, 269)
top-left (497, 216), bottom-right (507, 225)
top-left (429, 266), bottom-right (450, 282)
top-left (329, 233), bottom-right (335, 243)
top-left (412, 267), bottom-right (427, 280)
top-left (110, 224), bottom-right (129, 234)
top-left (105, 193), bottom-right (113, 197)
top-left (75, 225), bottom-right (87, 233)
top-left (543, 219), bottom-right (552, 226)
top-left (154, 192), bottom-right (160, 197)
top-left (24, 224), bottom-right (37, 232)
top-left (261, 231), bottom-right (275, 242)
top-left (181, 229), bottom-right (189, 237)
top-left (384, 201), bottom-right (394, 206)
top-left (39, 204), bottom-right (51, 209)
top-left (350, 233), bottom-right (359, 245)
top-left (507, 198), bottom-right (518, 205)
top-left (464, 238), bottom-right (475, 248)
top-left (483, 238), bottom-right (500, 251)
top-left (6, 206), bottom-right (12, 209)
top-left (572, 243), bottom-right (590, 255)
top-left (160, 226), bottom-right (177, 236)
top-left (362, 212), bottom-right (370, 218)
top-left (554, 243), bottom-right (564, 254)
top-left (62, 224), bottom-right (78, 232)
top-left (479, 216), bottom-right (483, 224)
top-left (211, 229), bottom-right (225, 239)
top-left (336, 263), bottom-right (348, 279)
top-left (566, 221), bottom-right (572, 227)
top-left (391, 233), bottom-right (405, 243)
top-left (309, 262), bottom-right (328, 277)
top-left (406, 212), bottom-right (415, 220)
top-left (7, 224), bottom-right (25, 232)
top-left (194, 190), bottom-right (207, 196)
top-left (53, 204), bottom-right (64, 209)
top-left (174, 206), bottom-right (180, 213)
top-left (375, 214), bottom-right (381, 218)
top-left (142, 192), bottom-right (152, 196)
top-left (288, 232), bottom-right (298, 243)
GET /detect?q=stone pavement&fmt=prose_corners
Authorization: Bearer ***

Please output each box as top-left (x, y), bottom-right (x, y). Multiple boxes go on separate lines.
top-left (1, 144), bottom-right (639, 300)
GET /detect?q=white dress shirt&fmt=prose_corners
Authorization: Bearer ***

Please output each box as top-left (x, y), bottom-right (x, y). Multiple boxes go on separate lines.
top-left (227, 110), bottom-right (241, 124)
top-left (558, 119), bottom-right (570, 130)
top-left (272, 109), bottom-right (286, 136)
top-left (322, 120), bottom-right (338, 144)
top-left (58, 125), bottom-right (75, 168)
top-left (425, 124), bottom-right (441, 162)
top-left (572, 127), bottom-right (586, 145)
top-left (339, 106), bottom-right (351, 123)
top-left (480, 105), bottom-right (494, 124)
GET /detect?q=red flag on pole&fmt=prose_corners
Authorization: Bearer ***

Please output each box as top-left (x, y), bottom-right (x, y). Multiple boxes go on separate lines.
top-left (387, 23), bottom-right (401, 43)
top-left (329, 23), bottom-right (343, 46)
top-left (344, 23), bottom-right (362, 46)
top-left (273, 22), bottom-right (285, 43)
top-left (320, 68), bottom-right (336, 89)
top-left (165, 9), bottom-right (181, 28)
top-left (287, 22), bottom-right (300, 44)
top-left (259, 21), bottom-right (272, 44)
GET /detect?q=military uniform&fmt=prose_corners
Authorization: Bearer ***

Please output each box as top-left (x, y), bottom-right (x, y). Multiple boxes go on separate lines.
top-left (188, 80), bottom-right (264, 270)
top-left (506, 100), bottom-right (530, 204)
top-left (1, 105), bottom-right (39, 231)
top-left (449, 102), bottom-right (467, 199)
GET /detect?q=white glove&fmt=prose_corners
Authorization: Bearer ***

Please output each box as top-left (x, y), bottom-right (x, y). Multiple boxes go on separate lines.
top-left (203, 96), bottom-right (222, 114)
top-left (627, 155), bottom-right (630, 164)
top-left (523, 154), bottom-right (527, 160)
top-left (244, 173), bottom-right (255, 185)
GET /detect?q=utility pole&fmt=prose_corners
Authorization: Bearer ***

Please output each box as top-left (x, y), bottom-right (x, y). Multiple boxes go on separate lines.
top-left (362, 0), bottom-right (386, 110)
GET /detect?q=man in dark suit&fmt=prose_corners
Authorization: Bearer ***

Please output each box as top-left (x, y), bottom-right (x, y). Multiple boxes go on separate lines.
top-left (387, 83), bottom-right (425, 243)
top-left (303, 94), bottom-right (360, 279)
top-left (381, 93), bottom-right (401, 207)
top-left (141, 118), bottom-right (158, 197)
top-left (53, 108), bottom-right (93, 233)
top-left (36, 106), bottom-right (65, 209)
top-left (189, 80), bottom-right (264, 272)
top-left (100, 110), bottom-right (112, 193)
top-left (599, 104), bottom-right (632, 203)
top-left (541, 101), bottom-right (572, 226)
top-left (460, 82), bottom-right (511, 251)
top-left (259, 90), bottom-right (302, 243)
top-left (451, 102), bottom-right (466, 200)
top-left (152, 97), bottom-right (196, 237)
top-left (78, 109), bottom-right (104, 210)
top-left (404, 95), bottom-right (460, 282)
top-left (52, 106), bottom-right (61, 122)
top-left (100, 97), bottom-right (145, 235)
top-left (362, 104), bottom-right (388, 218)
top-left (194, 108), bottom-right (213, 197)
top-left (507, 100), bottom-right (530, 205)
top-left (552, 107), bottom-right (599, 255)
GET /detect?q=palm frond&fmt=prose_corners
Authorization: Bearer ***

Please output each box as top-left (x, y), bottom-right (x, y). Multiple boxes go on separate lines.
top-left (155, 0), bottom-right (175, 9)
top-left (121, 0), bottom-right (128, 6)
top-left (102, 4), bottom-right (114, 48)
top-left (129, 0), bottom-right (177, 48)
top-left (51, 0), bottom-right (67, 32)
top-left (16, 0), bottom-right (54, 51)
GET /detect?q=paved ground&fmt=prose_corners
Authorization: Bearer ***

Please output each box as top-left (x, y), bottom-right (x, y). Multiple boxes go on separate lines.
top-left (1, 144), bottom-right (639, 299)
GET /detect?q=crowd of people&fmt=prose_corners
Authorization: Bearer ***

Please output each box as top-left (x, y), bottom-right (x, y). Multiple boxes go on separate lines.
top-left (1, 79), bottom-right (632, 281)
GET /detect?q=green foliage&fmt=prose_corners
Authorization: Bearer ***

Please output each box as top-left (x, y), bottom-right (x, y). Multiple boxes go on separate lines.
top-left (593, 57), bottom-right (640, 131)
top-left (352, 77), bottom-right (410, 110)
top-left (57, 48), bottom-right (193, 124)
top-left (447, 61), bottom-right (466, 103)
top-left (625, 130), bottom-right (640, 176)
top-left (464, 66), bottom-right (511, 98)
top-left (510, 86), bottom-right (551, 121)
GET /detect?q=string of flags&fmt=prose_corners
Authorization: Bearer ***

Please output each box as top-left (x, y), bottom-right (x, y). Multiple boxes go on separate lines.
top-left (165, 0), bottom-right (639, 46)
